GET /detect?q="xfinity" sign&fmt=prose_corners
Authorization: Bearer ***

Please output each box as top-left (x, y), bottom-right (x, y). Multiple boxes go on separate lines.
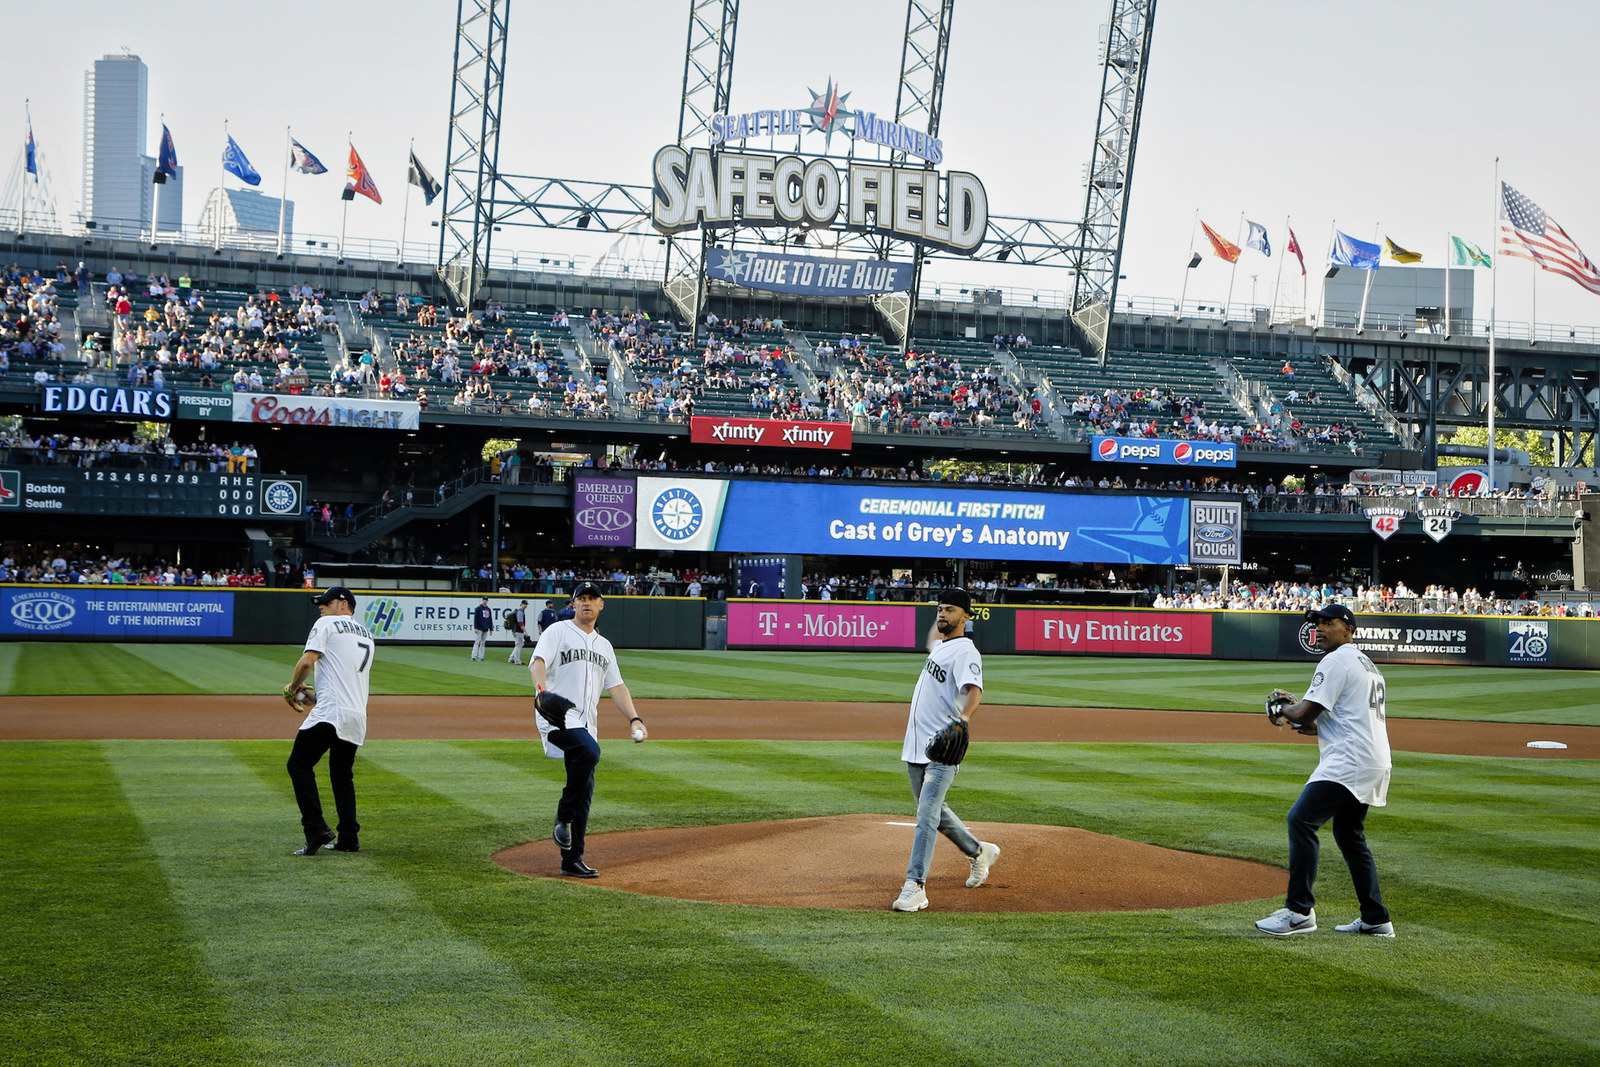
top-left (1090, 436), bottom-right (1237, 468)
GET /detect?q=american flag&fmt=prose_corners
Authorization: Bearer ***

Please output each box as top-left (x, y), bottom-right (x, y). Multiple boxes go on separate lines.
top-left (1499, 182), bottom-right (1600, 296)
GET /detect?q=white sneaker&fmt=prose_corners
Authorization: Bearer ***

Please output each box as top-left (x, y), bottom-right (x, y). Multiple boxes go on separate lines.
top-left (1334, 918), bottom-right (1395, 937)
top-left (1255, 907), bottom-right (1316, 936)
top-left (891, 880), bottom-right (929, 912)
top-left (966, 841), bottom-right (1000, 888)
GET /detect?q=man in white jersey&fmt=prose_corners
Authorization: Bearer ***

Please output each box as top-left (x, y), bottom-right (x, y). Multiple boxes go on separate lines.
top-left (284, 587), bottom-right (374, 856)
top-left (530, 582), bottom-right (647, 878)
top-left (892, 588), bottom-right (1000, 913)
top-left (1256, 603), bottom-right (1395, 937)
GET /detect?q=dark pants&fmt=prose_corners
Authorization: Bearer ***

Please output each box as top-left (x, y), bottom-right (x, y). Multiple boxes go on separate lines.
top-left (1285, 779), bottom-right (1388, 924)
top-left (287, 721), bottom-right (360, 846)
top-left (547, 727), bottom-right (601, 859)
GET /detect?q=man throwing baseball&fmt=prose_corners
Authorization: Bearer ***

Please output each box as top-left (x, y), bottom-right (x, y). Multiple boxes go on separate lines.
top-left (283, 586), bottom-right (373, 856)
top-left (1257, 603), bottom-right (1395, 937)
top-left (893, 588), bottom-right (999, 913)
top-left (530, 581), bottom-right (646, 878)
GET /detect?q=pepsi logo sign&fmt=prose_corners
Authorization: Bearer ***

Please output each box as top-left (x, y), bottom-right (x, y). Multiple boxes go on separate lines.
top-left (1448, 470), bottom-right (1486, 495)
top-left (1173, 442), bottom-right (1194, 464)
top-left (1097, 438), bottom-right (1119, 460)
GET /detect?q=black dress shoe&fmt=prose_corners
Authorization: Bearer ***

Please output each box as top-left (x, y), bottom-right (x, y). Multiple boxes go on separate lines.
top-left (560, 858), bottom-right (598, 878)
top-left (293, 830), bottom-right (337, 856)
top-left (553, 820), bottom-right (573, 850)
top-left (330, 841), bottom-right (360, 852)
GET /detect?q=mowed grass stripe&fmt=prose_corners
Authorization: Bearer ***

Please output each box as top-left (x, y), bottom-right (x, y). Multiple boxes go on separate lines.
top-left (11, 643), bottom-right (201, 694)
top-left (105, 739), bottom-right (611, 1067)
top-left (333, 753), bottom-right (962, 1067)
top-left (0, 742), bottom-right (241, 1067)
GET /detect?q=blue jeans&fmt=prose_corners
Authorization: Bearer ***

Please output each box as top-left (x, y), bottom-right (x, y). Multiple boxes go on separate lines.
top-left (1286, 779), bottom-right (1389, 924)
top-left (547, 727), bottom-right (601, 859)
top-left (905, 762), bottom-right (980, 884)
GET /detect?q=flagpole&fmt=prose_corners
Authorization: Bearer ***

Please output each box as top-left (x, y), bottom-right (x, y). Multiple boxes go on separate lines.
top-left (1224, 212), bottom-right (1243, 322)
top-left (1177, 208), bottom-right (1198, 319)
top-left (1488, 160), bottom-right (1499, 491)
top-left (1529, 263), bottom-right (1537, 343)
top-left (1269, 215), bottom-right (1287, 326)
top-left (1357, 222), bottom-right (1378, 331)
top-left (19, 99), bottom-right (29, 238)
top-left (1319, 219), bottom-right (1336, 327)
top-left (338, 133), bottom-right (350, 264)
top-left (150, 113), bottom-right (164, 248)
top-left (277, 126), bottom-right (290, 259)
top-left (398, 138), bottom-right (413, 268)
top-left (216, 120), bottom-right (227, 252)
top-left (1446, 230), bottom-right (1459, 337)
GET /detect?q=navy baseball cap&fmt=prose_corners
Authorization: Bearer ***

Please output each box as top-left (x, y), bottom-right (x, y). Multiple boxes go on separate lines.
top-left (573, 582), bottom-right (604, 599)
top-left (937, 588), bottom-right (973, 613)
top-left (311, 586), bottom-right (356, 608)
top-left (1304, 603), bottom-right (1356, 628)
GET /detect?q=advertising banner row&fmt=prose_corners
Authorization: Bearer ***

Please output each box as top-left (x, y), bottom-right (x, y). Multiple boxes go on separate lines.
top-left (724, 601), bottom-right (1584, 668)
top-left (36, 384), bottom-right (420, 431)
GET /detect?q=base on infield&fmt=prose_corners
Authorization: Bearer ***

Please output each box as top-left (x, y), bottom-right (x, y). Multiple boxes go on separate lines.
top-left (492, 813), bottom-right (1285, 912)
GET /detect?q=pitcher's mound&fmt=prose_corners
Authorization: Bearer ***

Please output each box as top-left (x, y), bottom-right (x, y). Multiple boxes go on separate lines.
top-left (493, 813), bottom-right (1283, 912)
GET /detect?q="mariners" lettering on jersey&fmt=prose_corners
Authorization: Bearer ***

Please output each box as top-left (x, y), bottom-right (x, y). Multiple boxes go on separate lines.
top-left (560, 647), bottom-right (613, 671)
top-left (922, 658), bottom-right (947, 683)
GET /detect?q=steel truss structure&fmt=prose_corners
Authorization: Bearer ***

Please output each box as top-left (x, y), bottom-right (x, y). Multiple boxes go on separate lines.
top-left (438, 0), bottom-right (510, 309)
top-left (1361, 346), bottom-right (1600, 468)
top-left (438, 0), bottom-right (1157, 350)
top-left (1070, 0), bottom-right (1157, 363)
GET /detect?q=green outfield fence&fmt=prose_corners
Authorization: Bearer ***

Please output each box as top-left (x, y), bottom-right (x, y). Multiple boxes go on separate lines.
top-left (2, 586), bottom-right (1593, 666)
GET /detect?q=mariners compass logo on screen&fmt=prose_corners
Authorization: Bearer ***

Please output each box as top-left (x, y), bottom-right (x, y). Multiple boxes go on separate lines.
top-left (652, 487), bottom-right (704, 541)
top-left (262, 480), bottom-right (301, 516)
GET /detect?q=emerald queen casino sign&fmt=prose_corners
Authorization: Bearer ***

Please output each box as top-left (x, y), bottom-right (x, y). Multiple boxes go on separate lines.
top-left (652, 78), bottom-right (988, 255)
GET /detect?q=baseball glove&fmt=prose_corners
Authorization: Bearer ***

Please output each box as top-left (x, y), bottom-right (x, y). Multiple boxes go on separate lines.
top-left (534, 690), bottom-right (576, 731)
top-left (1265, 691), bottom-right (1293, 727)
top-left (925, 719), bottom-right (970, 765)
top-left (283, 683), bottom-right (315, 711)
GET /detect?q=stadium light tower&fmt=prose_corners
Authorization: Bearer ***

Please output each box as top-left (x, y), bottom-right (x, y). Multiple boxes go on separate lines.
top-left (661, 0), bottom-right (740, 340)
top-left (438, 0), bottom-right (510, 309)
top-left (1070, 0), bottom-right (1157, 364)
top-left (871, 0), bottom-right (955, 351)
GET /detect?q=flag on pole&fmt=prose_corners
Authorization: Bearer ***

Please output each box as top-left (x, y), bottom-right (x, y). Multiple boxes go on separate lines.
top-left (1450, 235), bottom-right (1491, 268)
top-left (1331, 231), bottom-right (1381, 270)
top-left (1498, 181), bottom-right (1600, 296)
top-left (346, 143), bottom-right (382, 204)
top-left (1200, 221), bottom-right (1241, 263)
top-left (24, 124), bottom-right (37, 180)
top-left (154, 125), bottom-right (178, 185)
top-left (222, 134), bottom-right (261, 186)
top-left (407, 149), bottom-right (441, 206)
top-left (1287, 227), bottom-right (1305, 275)
top-left (1245, 220), bottom-right (1271, 256)
top-left (289, 139), bottom-right (328, 175)
top-left (1385, 237), bottom-right (1423, 264)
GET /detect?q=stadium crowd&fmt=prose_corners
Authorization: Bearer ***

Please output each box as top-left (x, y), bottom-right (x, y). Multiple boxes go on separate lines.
top-left (0, 429), bottom-right (261, 472)
top-left (1152, 579), bottom-right (1594, 617)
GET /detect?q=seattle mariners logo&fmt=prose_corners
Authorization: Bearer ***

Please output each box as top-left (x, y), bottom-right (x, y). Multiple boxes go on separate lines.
top-left (652, 487), bottom-right (704, 541)
top-left (363, 597), bottom-right (405, 638)
top-left (262, 479), bottom-right (301, 516)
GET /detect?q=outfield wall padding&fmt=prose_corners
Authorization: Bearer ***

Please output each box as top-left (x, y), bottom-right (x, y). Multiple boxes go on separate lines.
top-left (0, 586), bottom-right (705, 649)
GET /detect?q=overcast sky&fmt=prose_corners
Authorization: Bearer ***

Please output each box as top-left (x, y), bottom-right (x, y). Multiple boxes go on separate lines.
top-left (11, 0), bottom-right (1600, 331)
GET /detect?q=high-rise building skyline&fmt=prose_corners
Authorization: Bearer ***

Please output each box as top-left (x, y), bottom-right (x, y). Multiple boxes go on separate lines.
top-left (81, 52), bottom-right (181, 235)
